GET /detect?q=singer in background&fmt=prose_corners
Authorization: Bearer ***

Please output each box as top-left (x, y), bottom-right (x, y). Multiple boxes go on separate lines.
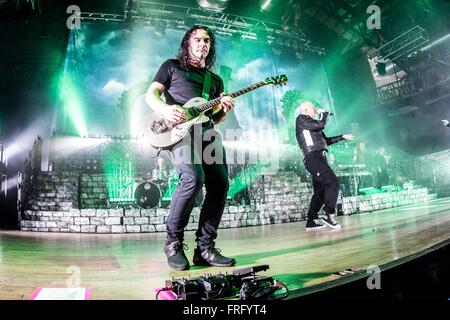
top-left (443, 119), bottom-right (449, 127)
top-left (295, 101), bottom-right (354, 230)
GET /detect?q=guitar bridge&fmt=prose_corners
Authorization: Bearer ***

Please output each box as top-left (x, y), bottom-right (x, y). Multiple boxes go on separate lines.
top-left (151, 120), bottom-right (168, 134)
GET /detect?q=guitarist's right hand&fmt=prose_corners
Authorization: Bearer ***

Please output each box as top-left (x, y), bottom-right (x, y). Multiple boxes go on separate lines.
top-left (162, 105), bottom-right (186, 123)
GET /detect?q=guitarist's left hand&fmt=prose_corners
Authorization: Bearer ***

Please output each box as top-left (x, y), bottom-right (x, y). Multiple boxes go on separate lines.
top-left (220, 93), bottom-right (235, 113)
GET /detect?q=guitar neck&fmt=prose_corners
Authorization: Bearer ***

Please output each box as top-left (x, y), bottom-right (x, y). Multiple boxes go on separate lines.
top-left (194, 80), bottom-right (268, 113)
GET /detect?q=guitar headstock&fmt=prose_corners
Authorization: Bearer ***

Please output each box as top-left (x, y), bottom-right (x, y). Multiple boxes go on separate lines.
top-left (265, 74), bottom-right (288, 87)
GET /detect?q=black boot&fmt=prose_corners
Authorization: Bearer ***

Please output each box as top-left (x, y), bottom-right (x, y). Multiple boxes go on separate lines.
top-left (193, 245), bottom-right (236, 267)
top-left (164, 241), bottom-right (190, 271)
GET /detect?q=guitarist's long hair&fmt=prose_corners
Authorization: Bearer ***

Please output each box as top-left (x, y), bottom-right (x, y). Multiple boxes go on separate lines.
top-left (177, 25), bottom-right (216, 71)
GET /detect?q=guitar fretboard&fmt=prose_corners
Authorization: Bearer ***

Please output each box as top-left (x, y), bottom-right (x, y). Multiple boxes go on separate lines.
top-left (194, 80), bottom-right (268, 113)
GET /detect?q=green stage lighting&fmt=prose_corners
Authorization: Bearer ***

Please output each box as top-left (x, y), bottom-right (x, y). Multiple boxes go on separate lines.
top-left (59, 75), bottom-right (88, 137)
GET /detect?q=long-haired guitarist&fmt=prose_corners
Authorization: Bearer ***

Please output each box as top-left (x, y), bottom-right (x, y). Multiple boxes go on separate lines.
top-left (145, 25), bottom-right (236, 271)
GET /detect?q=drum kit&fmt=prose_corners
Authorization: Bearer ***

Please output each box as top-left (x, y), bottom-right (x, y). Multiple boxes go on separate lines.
top-left (133, 169), bottom-right (204, 209)
top-left (134, 180), bottom-right (161, 209)
top-left (132, 169), bottom-right (174, 209)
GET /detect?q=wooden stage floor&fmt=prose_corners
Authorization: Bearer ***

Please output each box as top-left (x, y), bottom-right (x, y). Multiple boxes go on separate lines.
top-left (1, 197), bottom-right (449, 300)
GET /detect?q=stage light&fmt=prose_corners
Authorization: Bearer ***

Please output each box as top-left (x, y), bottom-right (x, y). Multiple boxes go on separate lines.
top-left (196, 0), bottom-right (230, 11)
top-left (3, 143), bottom-right (22, 163)
top-left (376, 62), bottom-right (386, 75)
top-left (2, 177), bottom-right (17, 196)
top-left (50, 136), bottom-right (107, 158)
top-left (1, 118), bottom-right (51, 164)
top-left (60, 74), bottom-right (88, 137)
top-left (260, 0), bottom-right (272, 12)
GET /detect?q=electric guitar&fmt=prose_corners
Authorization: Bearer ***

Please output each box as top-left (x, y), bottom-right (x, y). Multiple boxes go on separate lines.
top-left (143, 74), bottom-right (288, 149)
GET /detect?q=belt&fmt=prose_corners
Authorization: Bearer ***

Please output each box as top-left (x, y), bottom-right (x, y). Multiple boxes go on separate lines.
top-left (303, 149), bottom-right (327, 164)
top-left (305, 149), bottom-right (327, 157)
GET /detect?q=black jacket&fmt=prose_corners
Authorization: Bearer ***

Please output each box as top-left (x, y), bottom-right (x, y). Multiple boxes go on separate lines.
top-left (295, 112), bottom-right (343, 156)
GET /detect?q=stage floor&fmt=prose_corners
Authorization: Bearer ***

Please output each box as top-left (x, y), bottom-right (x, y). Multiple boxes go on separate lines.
top-left (1, 197), bottom-right (450, 300)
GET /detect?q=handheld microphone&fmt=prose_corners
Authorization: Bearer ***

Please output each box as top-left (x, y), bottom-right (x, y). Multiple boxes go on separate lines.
top-left (318, 110), bottom-right (333, 116)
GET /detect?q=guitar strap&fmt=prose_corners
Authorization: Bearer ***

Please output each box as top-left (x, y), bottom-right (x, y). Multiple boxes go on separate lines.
top-left (202, 69), bottom-right (212, 101)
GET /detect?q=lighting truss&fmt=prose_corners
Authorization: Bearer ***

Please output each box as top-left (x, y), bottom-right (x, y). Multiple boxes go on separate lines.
top-left (376, 64), bottom-right (450, 104)
top-left (79, 12), bottom-right (123, 23)
top-left (79, 1), bottom-right (324, 54)
top-left (368, 25), bottom-right (429, 62)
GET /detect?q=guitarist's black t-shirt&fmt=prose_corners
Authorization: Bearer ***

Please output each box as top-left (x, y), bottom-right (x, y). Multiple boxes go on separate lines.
top-left (152, 59), bottom-right (224, 120)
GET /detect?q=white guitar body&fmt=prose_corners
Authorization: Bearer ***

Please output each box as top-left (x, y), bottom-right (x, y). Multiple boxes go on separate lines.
top-left (143, 97), bottom-right (211, 149)
top-left (142, 74), bottom-right (288, 149)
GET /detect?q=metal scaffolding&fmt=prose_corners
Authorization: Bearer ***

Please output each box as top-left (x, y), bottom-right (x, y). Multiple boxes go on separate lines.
top-left (376, 63), bottom-right (450, 104)
top-left (79, 1), bottom-right (324, 54)
top-left (368, 25), bottom-right (429, 62)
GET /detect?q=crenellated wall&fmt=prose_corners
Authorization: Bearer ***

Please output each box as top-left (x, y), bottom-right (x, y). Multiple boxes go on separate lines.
top-left (20, 170), bottom-right (435, 233)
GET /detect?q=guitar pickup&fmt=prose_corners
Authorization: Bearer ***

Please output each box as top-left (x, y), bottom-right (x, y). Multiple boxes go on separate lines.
top-left (151, 120), bottom-right (169, 134)
top-left (185, 108), bottom-right (199, 119)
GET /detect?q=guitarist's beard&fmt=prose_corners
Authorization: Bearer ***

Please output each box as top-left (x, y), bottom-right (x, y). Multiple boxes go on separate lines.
top-left (188, 55), bottom-right (207, 68)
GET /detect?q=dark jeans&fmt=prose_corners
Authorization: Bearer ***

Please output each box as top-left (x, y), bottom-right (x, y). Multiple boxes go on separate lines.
top-left (165, 123), bottom-right (229, 250)
top-left (304, 150), bottom-right (340, 220)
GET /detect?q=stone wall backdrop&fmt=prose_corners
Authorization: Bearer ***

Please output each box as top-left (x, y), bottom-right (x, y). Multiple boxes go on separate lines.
top-left (24, 171), bottom-right (79, 212)
top-left (79, 174), bottom-right (109, 209)
top-left (20, 170), bottom-right (436, 233)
